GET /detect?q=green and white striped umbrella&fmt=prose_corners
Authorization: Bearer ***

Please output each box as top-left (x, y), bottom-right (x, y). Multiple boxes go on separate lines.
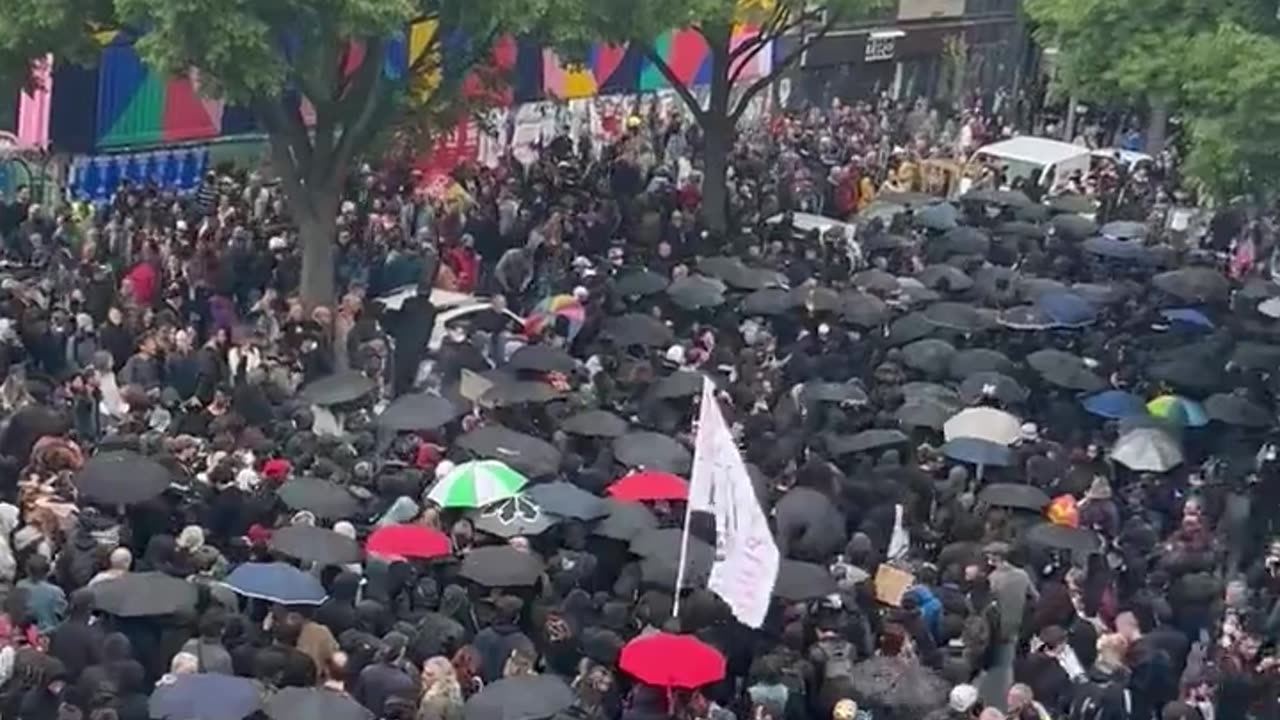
top-left (427, 460), bottom-right (528, 508)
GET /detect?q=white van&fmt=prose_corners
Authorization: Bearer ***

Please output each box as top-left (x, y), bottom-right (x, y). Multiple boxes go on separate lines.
top-left (961, 136), bottom-right (1092, 197)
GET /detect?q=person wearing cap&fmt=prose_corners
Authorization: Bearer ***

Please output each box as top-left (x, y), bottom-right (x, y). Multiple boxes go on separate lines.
top-left (926, 684), bottom-right (981, 720)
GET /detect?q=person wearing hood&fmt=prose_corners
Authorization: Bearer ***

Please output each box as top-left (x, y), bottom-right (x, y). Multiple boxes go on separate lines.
top-left (352, 632), bottom-right (418, 716)
top-left (1079, 477), bottom-right (1121, 539)
top-left (318, 571), bottom-right (364, 639)
top-left (48, 590), bottom-right (103, 682)
top-left (471, 595), bottom-right (532, 683)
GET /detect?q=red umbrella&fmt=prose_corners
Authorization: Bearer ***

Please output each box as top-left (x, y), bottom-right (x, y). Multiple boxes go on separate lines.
top-left (607, 471), bottom-right (689, 502)
top-left (366, 525), bottom-right (451, 560)
top-left (619, 632), bottom-right (726, 688)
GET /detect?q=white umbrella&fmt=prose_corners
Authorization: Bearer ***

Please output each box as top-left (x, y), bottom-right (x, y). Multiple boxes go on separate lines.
top-left (943, 407), bottom-right (1022, 446)
top-left (1110, 428), bottom-right (1183, 473)
top-left (1259, 297), bottom-right (1280, 319)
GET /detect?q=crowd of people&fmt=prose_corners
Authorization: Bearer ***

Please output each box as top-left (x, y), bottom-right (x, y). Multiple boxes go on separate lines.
top-left (0, 93), bottom-right (1270, 720)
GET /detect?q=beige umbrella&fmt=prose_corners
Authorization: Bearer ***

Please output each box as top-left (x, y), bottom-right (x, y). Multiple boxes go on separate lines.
top-left (943, 406), bottom-right (1022, 446)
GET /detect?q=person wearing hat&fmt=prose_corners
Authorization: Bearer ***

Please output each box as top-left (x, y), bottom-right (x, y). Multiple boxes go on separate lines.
top-left (925, 684), bottom-right (981, 720)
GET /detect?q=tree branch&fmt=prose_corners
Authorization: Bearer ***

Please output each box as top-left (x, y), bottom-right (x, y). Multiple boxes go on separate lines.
top-left (329, 37), bottom-right (390, 181)
top-left (643, 45), bottom-right (707, 123)
top-left (729, 16), bottom-right (836, 123)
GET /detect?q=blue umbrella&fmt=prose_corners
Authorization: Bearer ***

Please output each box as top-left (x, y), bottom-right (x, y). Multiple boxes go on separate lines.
top-left (222, 562), bottom-right (327, 605)
top-left (1160, 308), bottom-right (1214, 330)
top-left (1081, 390), bottom-right (1147, 420)
top-left (914, 203), bottom-right (960, 231)
top-left (941, 438), bottom-right (1014, 467)
top-left (1036, 292), bottom-right (1096, 327)
top-left (149, 674), bottom-right (263, 720)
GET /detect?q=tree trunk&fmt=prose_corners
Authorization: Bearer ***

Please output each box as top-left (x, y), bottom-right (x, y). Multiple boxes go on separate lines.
top-left (1146, 99), bottom-right (1169, 155)
top-left (701, 25), bottom-right (733, 237)
top-left (1063, 94), bottom-right (1077, 141)
top-left (296, 190), bottom-right (339, 310)
top-left (702, 117), bottom-right (731, 236)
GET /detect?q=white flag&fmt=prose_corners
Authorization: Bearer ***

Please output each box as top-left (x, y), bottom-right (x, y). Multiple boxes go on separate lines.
top-left (688, 378), bottom-right (779, 628)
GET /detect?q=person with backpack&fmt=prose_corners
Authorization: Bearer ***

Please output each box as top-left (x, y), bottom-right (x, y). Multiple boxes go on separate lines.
top-left (1068, 634), bottom-right (1133, 720)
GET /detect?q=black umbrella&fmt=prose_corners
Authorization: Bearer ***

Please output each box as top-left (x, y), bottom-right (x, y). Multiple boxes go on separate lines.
top-left (1050, 213), bottom-right (1098, 240)
top-left (299, 371), bottom-right (376, 406)
top-left (697, 257), bottom-right (784, 290)
top-left (526, 481), bottom-right (609, 521)
top-left (456, 426), bottom-right (562, 478)
top-left (480, 377), bottom-right (565, 408)
top-left (972, 266), bottom-right (1021, 306)
top-left (792, 285), bottom-right (844, 313)
top-left (1025, 522), bottom-right (1101, 553)
top-left (949, 348), bottom-right (1015, 380)
top-left (1017, 276), bottom-right (1068, 301)
top-left (774, 560), bottom-right (839, 601)
top-left (603, 314), bottom-right (674, 347)
top-left (741, 288), bottom-right (797, 315)
top-left (841, 292), bottom-right (891, 327)
top-left (265, 688), bottom-right (371, 720)
top-left (918, 264), bottom-right (974, 292)
top-left (614, 432), bottom-right (692, 474)
top-left (901, 381), bottom-right (963, 408)
top-left (268, 525), bottom-right (362, 565)
top-left (978, 483), bottom-right (1050, 511)
top-left (914, 203), bottom-right (960, 231)
top-left (459, 546), bottom-right (544, 587)
top-left (886, 312), bottom-right (936, 346)
top-left (666, 275), bottom-right (727, 310)
top-left (1231, 341), bottom-right (1280, 371)
top-left (801, 382), bottom-right (869, 405)
top-left (592, 499), bottom-right (658, 541)
top-left (995, 221), bottom-right (1045, 240)
top-left (959, 371), bottom-right (1029, 405)
top-left (938, 226), bottom-right (991, 256)
top-left (464, 675), bottom-right (576, 720)
top-left (561, 409), bottom-right (629, 438)
top-left (922, 302), bottom-right (994, 333)
top-left (649, 370), bottom-right (707, 400)
top-left (827, 429), bottom-right (909, 456)
top-left (895, 400), bottom-right (952, 430)
top-left (901, 339), bottom-right (956, 376)
top-left (277, 478), bottom-right (361, 519)
top-left (1027, 349), bottom-right (1105, 392)
top-left (93, 572), bottom-right (198, 617)
top-left (376, 393), bottom-right (460, 432)
top-left (1153, 268), bottom-right (1231, 303)
top-left (631, 527), bottom-right (711, 561)
top-left (853, 269), bottom-right (901, 295)
top-left (150, 674), bottom-right (263, 720)
top-left (897, 279), bottom-right (942, 304)
top-left (861, 233), bottom-right (913, 252)
top-left (1205, 393), bottom-right (1273, 428)
top-left (474, 496), bottom-right (559, 538)
top-left (1083, 236), bottom-right (1149, 261)
top-left (1048, 193), bottom-right (1095, 215)
top-left (641, 550), bottom-right (712, 590)
top-left (74, 451), bottom-right (171, 505)
top-left (507, 345), bottom-right (577, 373)
top-left (1147, 357), bottom-right (1224, 393)
top-left (613, 269), bottom-right (669, 297)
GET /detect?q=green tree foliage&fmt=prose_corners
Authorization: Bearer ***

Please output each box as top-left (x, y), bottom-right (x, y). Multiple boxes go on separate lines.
top-left (568, 0), bottom-right (888, 233)
top-left (1026, 0), bottom-right (1280, 201)
top-left (0, 0), bottom-right (569, 306)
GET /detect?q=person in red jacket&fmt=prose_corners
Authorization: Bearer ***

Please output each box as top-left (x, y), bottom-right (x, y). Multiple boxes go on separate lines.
top-left (444, 235), bottom-right (480, 292)
top-left (124, 261), bottom-right (158, 307)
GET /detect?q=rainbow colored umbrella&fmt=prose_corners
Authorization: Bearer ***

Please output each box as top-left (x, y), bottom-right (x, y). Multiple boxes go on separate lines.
top-left (525, 295), bottom-right (586, 341)
top-left (1147, 395), bottom-right (1208, 427)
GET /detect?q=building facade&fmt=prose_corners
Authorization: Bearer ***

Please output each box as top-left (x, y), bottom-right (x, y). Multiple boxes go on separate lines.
top-left (783, 0), bottom-right (1027, 109)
